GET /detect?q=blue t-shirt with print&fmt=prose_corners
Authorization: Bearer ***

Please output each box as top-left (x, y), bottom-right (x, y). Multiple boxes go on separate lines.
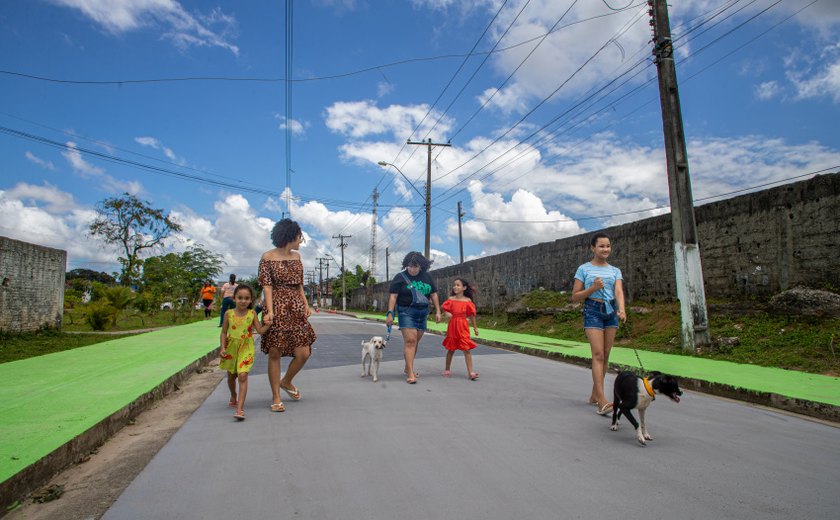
top-left (574, 262), bottom-right (623, 302)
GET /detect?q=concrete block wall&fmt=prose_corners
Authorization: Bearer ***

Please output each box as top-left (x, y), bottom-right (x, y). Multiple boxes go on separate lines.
top-left (352, 173), bottom-right (840, 313)
top-left (0, 236), bottom-right (67, 332)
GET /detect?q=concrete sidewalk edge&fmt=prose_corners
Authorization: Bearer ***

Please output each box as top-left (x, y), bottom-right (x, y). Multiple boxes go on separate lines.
top-left (0, 348), bottom-right (220, 515)
top-left (348, 313), bottom-right (840, 423)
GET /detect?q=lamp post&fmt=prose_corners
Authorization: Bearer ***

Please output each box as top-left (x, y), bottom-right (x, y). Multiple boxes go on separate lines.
top-left (377, 161), bottom-right (429, 258)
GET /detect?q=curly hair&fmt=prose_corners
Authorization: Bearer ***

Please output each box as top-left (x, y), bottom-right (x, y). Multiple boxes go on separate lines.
top-left (271, 219), bottom-right (303, 248)
top-left (401, 251), bottom-right (432, 272)
top-left (450, 277), bottom-right (475, 300)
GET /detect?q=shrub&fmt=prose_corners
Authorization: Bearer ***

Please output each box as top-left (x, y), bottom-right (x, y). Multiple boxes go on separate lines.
top-left (84, 301), bottom-right (113, 331)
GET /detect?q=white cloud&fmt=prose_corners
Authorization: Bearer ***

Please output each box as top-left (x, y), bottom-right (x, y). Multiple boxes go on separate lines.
top-left (274, 115), bottom-right (309, 136)
top-left (62, 141), bottom-right (143, 195)
top-left (0, 186), bottom-right (108, 269)
top-left (48, 0), bottom-right (239, 55)
top-left (324, 100), bottom-right (454, 139)
top-left (25, 151), bottom-right (56, 171)
top-left (755, 80), bottom-right (781, 101)
top-left (450, 180), bottom-right (585, 252)
top-left (134, 136), bottom-right (187, 165)
top-left (377, 80), bottom-right (395, 98)
top-left (788, 43), bottom-right (840, 103)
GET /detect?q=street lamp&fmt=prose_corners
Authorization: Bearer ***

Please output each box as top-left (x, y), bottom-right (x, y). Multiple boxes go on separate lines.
top-left (377, 161), bottom-right (430, 258)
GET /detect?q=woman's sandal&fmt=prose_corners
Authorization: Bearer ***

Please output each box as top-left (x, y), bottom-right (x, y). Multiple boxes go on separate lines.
top-left (441, 370), bottom-right (452, 377)
top-left (270, 402), bottom-right (286, 412)
top-left (234, 411), bottom-right (245, 421)
top-left (406, 376), bottom-right (417, 384)
top-left (228, 398), bottom-right (238, 408)
top-left (596, 402), bottom-right (614, 416)
top-left (280, 384), bottom-right (301, 401)
top-left (469, 372), bottom-right (480, 381)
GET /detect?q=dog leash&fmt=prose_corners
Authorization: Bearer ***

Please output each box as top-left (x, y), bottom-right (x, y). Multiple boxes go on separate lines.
top-left (385, 324), bottom-right (392, 342)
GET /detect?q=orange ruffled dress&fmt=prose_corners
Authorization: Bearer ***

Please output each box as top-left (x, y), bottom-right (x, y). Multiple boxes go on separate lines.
top-left (442, 299), bottom-right (477, 351)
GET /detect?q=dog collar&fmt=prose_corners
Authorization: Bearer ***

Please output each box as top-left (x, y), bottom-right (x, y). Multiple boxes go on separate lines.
top-left (643, 377), bottom-right (655, 400)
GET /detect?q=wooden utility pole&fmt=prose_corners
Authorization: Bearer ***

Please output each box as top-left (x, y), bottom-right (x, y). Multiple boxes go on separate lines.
top-left (457, 201), bottom-right (464, 264)
top-left (333, 233), bottom-right (351, 310)
top-left (407, 138), bottom-right (451, 259)
top-left (651, 0), bottom-right (711, 351)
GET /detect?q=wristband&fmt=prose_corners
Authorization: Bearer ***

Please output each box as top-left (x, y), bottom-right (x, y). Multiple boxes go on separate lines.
top-left (386, 310), bottom-right (394, 317)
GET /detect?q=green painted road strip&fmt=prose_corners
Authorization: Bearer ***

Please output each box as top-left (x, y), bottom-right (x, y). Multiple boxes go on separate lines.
top-left (355, 312), bottom-right (840, 407)
top-left (0, 320), bottom-right (220, 485)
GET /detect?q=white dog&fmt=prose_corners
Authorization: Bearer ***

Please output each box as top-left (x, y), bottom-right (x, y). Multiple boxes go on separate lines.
top-left (361, 336), bottom-right (386, 382)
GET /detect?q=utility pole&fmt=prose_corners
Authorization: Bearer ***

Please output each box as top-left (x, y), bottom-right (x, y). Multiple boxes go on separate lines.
top-left (333, 233), bottom-right (351, 311)
top-left (325, 260), bottom-right (330, 307)
top-left (407, 137), bottom-right (451, 259)
top-left (369, 188), bottom-right (378, 281)
top-left (457, 200), bottom-right (464, 264)
top-left (317, 257), bottom-right (328, 308)
top-left (650, 0), bottom-right (711, 352)
top-left (385, 247), bottom-right (390, 281)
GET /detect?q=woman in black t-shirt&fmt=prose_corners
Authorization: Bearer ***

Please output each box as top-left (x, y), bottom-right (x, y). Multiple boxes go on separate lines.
top-left (385, 251), bottom-right (442, 384)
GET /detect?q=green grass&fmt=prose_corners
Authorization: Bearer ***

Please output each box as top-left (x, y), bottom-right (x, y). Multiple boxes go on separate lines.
top-left (0, 329), bottom-right (131, 364)
top-left (476, 290), bottom-right (840, 376)
top-left (62, 308), bottom-right (207, 332)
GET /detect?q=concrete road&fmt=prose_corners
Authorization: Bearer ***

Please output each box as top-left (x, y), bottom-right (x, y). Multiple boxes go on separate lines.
top-left (104, 314), bottom-right (840, 519)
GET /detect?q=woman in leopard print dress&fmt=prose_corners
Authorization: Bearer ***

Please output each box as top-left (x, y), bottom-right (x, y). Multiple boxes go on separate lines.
top-left (258, 219), bottom-right (316, 412)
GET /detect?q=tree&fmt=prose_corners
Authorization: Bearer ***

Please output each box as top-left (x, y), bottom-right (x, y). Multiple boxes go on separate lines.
top-left (89, 193), bottom-right (182, 286)
top-left (66, 268), bottom-right (116, 285)
top-left (141, 246), bottom-right (224, 315)
top-left (331, 265), bottom-right (376, 301)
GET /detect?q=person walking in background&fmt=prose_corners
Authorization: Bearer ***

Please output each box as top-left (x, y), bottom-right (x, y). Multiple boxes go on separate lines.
top-left (220, 284), bottom-right (270, 421)
top-left (258, 219), bottom-right (316, 412)
top-left (571, 232), bottom-right (627, 416)
top-left (441, 278), bottom-right (480, 380)
top-left (218, 274), bottom-right (237, 327)
top-left (199, 280), bottom-right (216, 319)
top-left (384, 251), bottom-right (442, 384)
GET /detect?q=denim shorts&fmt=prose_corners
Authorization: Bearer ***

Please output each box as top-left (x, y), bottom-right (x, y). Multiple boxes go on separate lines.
top-left (397, 305), bottom-right (429, 331)
top-left (583, 299), bottom-right (618, 330)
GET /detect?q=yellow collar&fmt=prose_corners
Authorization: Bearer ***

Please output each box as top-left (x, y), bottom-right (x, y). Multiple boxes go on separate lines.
top-left (643, 377), bottom-right (655, 400)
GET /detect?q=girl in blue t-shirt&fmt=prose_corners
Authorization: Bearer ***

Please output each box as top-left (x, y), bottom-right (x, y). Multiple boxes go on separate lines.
top-left (572, 232), bottom-right (626, 416)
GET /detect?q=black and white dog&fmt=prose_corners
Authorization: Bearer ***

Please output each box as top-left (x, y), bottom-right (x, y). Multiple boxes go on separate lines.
top-left (361, 336), bottom-right (386, 382)
top-left (610, 371), bottom-right (682, 446)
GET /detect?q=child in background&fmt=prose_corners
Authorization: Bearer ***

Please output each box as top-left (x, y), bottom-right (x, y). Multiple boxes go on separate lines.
top-left (220, 284), bottom-right (270, 420)
top-left (441, 278), bottom-right (480, 380)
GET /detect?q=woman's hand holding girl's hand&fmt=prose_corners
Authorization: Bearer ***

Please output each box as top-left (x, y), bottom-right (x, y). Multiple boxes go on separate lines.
top-left (264, 312), bottom-right (274, 325)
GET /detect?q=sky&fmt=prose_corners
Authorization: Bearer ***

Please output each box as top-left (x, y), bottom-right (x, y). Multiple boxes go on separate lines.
top-left (1, 0), bottom-right (839, 283)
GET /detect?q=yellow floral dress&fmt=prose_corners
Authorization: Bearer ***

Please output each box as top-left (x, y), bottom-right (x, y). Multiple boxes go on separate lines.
top-left (219, 309), bottom-right (256, 374)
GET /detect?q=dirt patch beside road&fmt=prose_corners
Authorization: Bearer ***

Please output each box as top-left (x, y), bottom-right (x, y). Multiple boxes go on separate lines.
top-left (5, 362), bottom-right (224, 520)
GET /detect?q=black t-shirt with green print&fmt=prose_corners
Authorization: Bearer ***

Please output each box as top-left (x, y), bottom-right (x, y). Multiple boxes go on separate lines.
top-left (388, 270), bottom-right (437, 308)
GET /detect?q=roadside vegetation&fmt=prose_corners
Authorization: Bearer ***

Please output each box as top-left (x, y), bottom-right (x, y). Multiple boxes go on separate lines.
top-left (0, 329), bottom-right (132, 364)
top-left (476, 289), bottom-right (840, 377)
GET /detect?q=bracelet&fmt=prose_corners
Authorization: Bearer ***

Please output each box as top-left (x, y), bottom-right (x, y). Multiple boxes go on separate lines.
top-left (386, 310), bottom-right (394, 316)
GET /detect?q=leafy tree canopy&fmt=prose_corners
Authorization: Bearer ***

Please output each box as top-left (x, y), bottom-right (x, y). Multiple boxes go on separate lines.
top-left (89, 193), bottom-right (182, 286)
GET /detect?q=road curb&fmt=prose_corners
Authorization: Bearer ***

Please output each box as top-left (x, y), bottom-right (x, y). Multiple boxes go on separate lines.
top-left (355, 315), bottom-right (840, 424)
top-left (0, 347), bottom-right (221, 515)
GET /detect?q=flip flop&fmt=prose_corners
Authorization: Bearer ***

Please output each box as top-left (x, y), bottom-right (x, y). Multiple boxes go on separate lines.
top-left (469, 372), bottom-right (479, 381)
top-left (270, 402), bottom-right (286, 412)
top-left (406, 376), bottom-right (417, 384)
top-left (228, 398), bottom-right (237, 408)
top-left (280, 384), bottom-right (301, 401)
top-left (441, 370), bottom-right (452, 377)
top-left (234, 411), bottom-right (245, 421)
top-left (596, 402), bottom-right (614, 416)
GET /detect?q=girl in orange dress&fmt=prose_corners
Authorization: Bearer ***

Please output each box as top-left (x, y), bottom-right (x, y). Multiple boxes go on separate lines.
top-left (441, 278), bottom-right (480, 380)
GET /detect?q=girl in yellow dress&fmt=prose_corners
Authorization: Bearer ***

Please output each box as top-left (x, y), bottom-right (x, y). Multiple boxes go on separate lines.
top-left (220, 285), bottom-right (270, 421)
